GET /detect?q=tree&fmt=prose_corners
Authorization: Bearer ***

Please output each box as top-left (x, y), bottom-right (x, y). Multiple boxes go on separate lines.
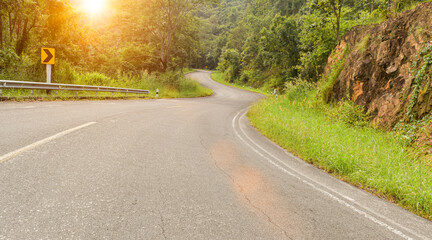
top-left (311, 0), bottom-right (343, 41)
top-left (258, 15), bottom-right (299, 79)
top-left (143, 0), bottom-right (217, 71)
top-left (218, 48), bottom-right (240, 82)
top-left (1, 0), bottom-right (41, 56)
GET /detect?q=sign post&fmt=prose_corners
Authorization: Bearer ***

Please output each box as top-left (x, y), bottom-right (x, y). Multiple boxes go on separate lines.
top-left (41, 48), bottom-right (55, 83)
top-left (46, 64), bottom-right (52, 83)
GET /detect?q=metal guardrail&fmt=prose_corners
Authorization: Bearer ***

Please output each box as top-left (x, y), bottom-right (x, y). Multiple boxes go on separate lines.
top-left (0, 80), bottom-right (150, 96)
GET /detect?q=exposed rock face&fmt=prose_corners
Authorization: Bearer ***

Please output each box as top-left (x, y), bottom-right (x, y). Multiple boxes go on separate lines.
top-left (325, 3), bottom-right (432, 129)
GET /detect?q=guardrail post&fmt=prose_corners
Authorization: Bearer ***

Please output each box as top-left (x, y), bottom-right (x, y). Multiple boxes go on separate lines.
top-left (76, 91), bottom-right (78, 97)
top-left (31, 90), bottom-right (33, 96)
top-left (156, 89), bottom-right (159, 98)
top-left (0, 89), bottom-right (2, 96)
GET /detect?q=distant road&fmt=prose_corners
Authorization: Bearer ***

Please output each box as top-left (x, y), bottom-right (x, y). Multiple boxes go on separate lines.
top-left (0, 70), bottom-right (431, 239)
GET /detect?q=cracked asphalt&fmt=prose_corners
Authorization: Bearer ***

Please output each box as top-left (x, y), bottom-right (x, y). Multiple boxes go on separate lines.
top-left (1, 70), bottom-right (431, 239)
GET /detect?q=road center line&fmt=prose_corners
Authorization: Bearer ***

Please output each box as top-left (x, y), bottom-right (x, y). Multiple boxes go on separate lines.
top-left (232, 109), bottom-right (423, 240)
top-left (0, 122), bottom-right (97, 163)
top-left (167, 106), bottom-right (182, 109)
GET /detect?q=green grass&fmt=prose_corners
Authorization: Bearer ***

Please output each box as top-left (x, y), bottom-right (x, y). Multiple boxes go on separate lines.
top-left (211, 72), bottom-right (270, 96)
top-left (1, 69), bottom-right (213, 100)
top-left (247, 95), bottom-right (432, 220)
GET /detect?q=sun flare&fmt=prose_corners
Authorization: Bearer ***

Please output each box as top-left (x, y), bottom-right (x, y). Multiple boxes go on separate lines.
top-left (82, 0), bottom-right (105, 14)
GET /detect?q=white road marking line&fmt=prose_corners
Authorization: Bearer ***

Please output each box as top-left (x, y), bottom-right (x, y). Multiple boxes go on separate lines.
top-left (236, 110), bottom-right (428, 239)
top-left (232, 109), bottom-right (424, 240)
top-left (167, 106), bottom-right (181, 109)
top-left (0, 122), bottom-right (97, 163)
top-left (22, 106), bottom-right (35, 109)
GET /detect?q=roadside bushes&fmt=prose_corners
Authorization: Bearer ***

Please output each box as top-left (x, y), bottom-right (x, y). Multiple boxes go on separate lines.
top-left (0, 48), bottom-right (20, 72)
top-left (217, 48), bottom-right (241, 83)
top-left (0, 48), bottom-right (44, 82)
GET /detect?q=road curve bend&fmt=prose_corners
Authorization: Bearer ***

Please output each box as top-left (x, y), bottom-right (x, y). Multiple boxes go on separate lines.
top-left (0, 70), bottom-right (431, 239)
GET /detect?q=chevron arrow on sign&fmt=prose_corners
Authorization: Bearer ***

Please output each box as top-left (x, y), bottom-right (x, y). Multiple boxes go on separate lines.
top-left (41, 48), bottom-right (55, 65)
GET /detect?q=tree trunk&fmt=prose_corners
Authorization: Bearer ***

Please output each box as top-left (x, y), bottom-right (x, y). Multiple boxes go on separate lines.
top-left (336, 4), bottom-right (341, 41)
top-left (0, 14), bottom-right (3, 49)
top-left (15, 19), bottom-right (28, 56)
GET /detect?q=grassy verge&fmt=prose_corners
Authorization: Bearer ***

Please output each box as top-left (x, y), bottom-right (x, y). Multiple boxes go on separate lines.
top-left (211, 72), bottom-right (269, 96)
top-left (247, 94), bottom-right (432, 220)
top-left (210, 71), bottom-right (432, 219)
top-left (1, 70), bottom-right (212, 101)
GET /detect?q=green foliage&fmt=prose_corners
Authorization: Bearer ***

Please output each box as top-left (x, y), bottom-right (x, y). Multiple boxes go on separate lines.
top-left (75, 72), bottom-right (112, 86)
top-left (217, 12), bottom-right (301, 89)
top-left (284, 78), bottom-right (315, 101)
top-left (355, 34), bottom-right (371, 53)
top-left (0, 0), bottom-right (213, 86)
top-left (328, 100), bottom-right (371, 127)
top-left (0, 48), bottom-right (20, 71)
top-left (257, 15), bottom-right (300, 78)
top-left (297, 2), bottom-right (342, 81)
top-left (55, 60), bottom-right (78, 84)
top-left (309, 0), bottom-right (344, 40)
top-left (318, 46), bottom-right (350, 103)
top-left (198, 0), bottom-right (429, 90)
top-left (217, 48), bottom-right (241, 82)
top-left (407, 43), bottom-right (432, 122)
top-left (210, 71), bottom-right (269, 95)
top-left (118, 44), bottom-right (155, 75)
top-left (394, 120), bottom-right (423, 146)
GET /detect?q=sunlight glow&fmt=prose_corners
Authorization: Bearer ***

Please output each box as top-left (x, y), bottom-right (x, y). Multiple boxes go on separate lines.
top-left (82, 0), bottom-right (105, 14)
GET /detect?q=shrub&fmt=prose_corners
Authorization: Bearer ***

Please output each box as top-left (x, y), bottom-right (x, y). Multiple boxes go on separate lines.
top-left (328, 100), bottom-right (370, 127)
top-left (218, 48), bottom-right (241, 82)
top-left (284, 78), bottom-right (315, 101)
top-left (75, 72), bottom-right (112, 86)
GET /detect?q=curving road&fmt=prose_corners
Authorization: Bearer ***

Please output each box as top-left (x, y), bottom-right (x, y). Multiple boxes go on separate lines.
top-left (0, 70), bottom-right (431, 239)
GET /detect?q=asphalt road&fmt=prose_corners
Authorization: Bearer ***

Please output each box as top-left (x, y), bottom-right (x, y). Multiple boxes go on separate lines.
top-left (1, 70), bottom-right (431, 239)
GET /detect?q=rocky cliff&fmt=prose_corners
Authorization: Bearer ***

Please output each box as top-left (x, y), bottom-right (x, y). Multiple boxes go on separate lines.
top-left (324, 2), bottom-right (432, 130)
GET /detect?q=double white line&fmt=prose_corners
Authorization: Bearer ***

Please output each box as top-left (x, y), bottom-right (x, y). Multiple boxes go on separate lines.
top-left (232, 109), bottom-right (426, 240)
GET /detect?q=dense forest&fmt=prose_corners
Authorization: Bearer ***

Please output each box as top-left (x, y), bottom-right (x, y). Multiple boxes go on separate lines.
top-left (0, 0), bottom-right (428, 89)
top-left (195, 0), bottom-right (429, 90)
top-left (0, 0), bottom-right (214, 88)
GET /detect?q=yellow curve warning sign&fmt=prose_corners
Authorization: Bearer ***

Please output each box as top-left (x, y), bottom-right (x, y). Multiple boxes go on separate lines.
top-left (41, 48), bottom-right (55, 65)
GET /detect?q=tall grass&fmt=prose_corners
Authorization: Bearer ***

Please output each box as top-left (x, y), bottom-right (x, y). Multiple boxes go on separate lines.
top-left (211, 72), bottom-right (269, 95)
top-left (1, 61), bottom-right (212, 99)
top-left (248, 88), bottom-right (432, 220)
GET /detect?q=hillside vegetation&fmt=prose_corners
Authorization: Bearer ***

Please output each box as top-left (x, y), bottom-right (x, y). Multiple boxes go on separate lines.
top-left (196, 0), bottom-right (429, 88)
top-left (204, 0), bottom-right (432, 219)
top-left (321, 2), bottom-right (432, 152)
